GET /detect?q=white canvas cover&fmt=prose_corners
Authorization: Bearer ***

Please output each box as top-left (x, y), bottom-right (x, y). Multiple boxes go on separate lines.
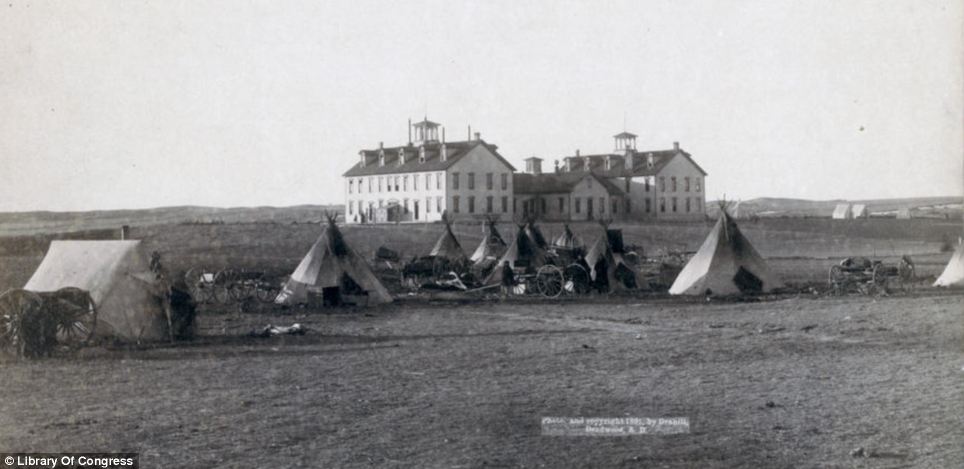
top-left (24, 240), bottom-right (169, 341)
top-left (470, 220), bottom-right (507, 263)
top-left (669, 212), bottom-right (782, 296)
top-left (429, 222), bottom-right (466, 261)
top-left (584, 231), bottom-right (644, 290)
top-left (275, 221), bottom-right (392, 305)
top-left (934, 238), bottom-right (964, 287)
top-left (851, 204), bottom-right (868, 218)
top-left (831, 204), bottom-right (852, 219)
top-left (553, 224), bottom-right (582, 249)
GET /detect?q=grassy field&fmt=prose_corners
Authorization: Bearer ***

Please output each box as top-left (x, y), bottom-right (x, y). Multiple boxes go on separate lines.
top-left (0, 217), bottom-right (962, 467)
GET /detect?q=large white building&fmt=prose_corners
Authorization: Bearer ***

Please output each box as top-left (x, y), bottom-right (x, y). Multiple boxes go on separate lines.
top-left (343, 121), bottom-right (708, 223)
top-left (342, 118), bottom-right (516, 224)
top-left (516, 131), bottom-right (708, 221)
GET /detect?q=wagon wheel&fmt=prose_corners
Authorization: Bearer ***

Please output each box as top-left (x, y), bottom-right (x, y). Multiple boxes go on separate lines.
top-left (871, 263), bottom-right (888, 286)
top-left (0, 289), bottom-right (43, 356)
top-left (828, 265), bottom-right (846, 294)
top-left (49, 287), bottom-right (97, 349)
top-left (255, 281), bottom-right (279, 303)
top-left (184, 268), bottom-right (212, 304)
top-left (536, 265), bottom-right (564, 298)
top-left (565, 263), bottom-right (592, 295)
top-left (228, 281), bottom-right (250, 301)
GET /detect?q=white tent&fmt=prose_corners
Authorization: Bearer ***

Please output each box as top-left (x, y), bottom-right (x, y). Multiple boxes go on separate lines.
top-left (851, 204), bottom-right (868, 218)
top-left (24, 240), bottom-right (169, 341)
top-left (275, 217), bottom-right (392, 306)
top-left (429, 220), bottom-right (466, 261)
top-left (470, 219), bottom-right (507, 263)
top-left (934, 238), bottom-right (964, 287)
top-left (669, 210), bottom-right (782, 296)
top-left (896, 208), bottom-right (912, 219)
top-left (832, 204), bottom-right (852, 219)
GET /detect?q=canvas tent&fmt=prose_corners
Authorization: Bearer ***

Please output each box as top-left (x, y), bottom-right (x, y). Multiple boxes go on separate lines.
top-left (584, 229), bottom-right (643, 290)
top-left (831, 204), bottom-right (852, 219)
top-left (896, 208), bottom-right (911, 219)
top-left (934, 238), bottom-right (964, 287)
top-left (485, 224), bottom-right (547, 285)
top-left (23, 240), bottom-right (170, 341)
top-left (470, 218), bottom-right (507, 263)
top-left (552, 224), bottom-right (583, 250)
top-left (275, 217), bottom-right (392, 306)
top-left (669, 209), bottom-right (782, 296)
top-left (428, 220), bottom-right (466, 261)
top-left (851, 204), bottom-right (868, 218)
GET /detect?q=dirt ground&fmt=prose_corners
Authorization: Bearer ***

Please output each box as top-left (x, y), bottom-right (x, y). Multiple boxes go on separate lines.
top-left (1, 291), bottom-right (961, 468)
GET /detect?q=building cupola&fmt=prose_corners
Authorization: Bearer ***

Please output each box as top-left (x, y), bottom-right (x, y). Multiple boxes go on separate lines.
top-left (524, 156), bottom-right (543, 174)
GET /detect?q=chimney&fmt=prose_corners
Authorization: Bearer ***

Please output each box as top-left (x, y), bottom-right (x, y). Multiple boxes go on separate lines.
top-left (474, 132), bottom-right (481, 141)
top-left (575, 149), bottom-right (580, 157)
top-left (583, 156), bottom-right (591, 171)
top-left (408, 119), bottom-right (412, 145)
top-left (624, 153), bottom-right (634, 171)
top-left (360, 151), bottom-right (367, 167)
top-left (120, 225), bottom-right (130, 240)
top-left (565, 158), bottom-right (572, 172)
top-left (379, 141), bottom-right (384, 149)
top-left (441, 143), bottom-right (448, 162)
top-left (442, 127), bottom-right (446, 143)
top-left (673, 141), bottom-right (680, 152)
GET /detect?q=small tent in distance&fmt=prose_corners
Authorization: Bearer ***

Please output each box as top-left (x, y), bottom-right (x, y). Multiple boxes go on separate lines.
top-left (485, 224), bottom-right (547, 285)
top-left (934, 237), bottom-right (964, 287)
top-left (584, 224), bottom-right (644, 291)
top-left (832, 203), bottom-right (852, 219)
top-left (670, 204), bottom-right (782, 296)
top-left (470, 217), bottom-right (507, 264)
top-left (851, 204), bottom-right (868, 219)
top-left (428, 215), bottom-right (467, 262)
top-left (23, 240), bottom-right (171, 341)
top-left (275, 214), bottom-right (392, 307)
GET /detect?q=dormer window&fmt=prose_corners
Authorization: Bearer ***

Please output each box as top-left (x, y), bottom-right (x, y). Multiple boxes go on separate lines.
top-left (398, 150), bottom-right (406, 166)
top-left (646, 153), bottom-right (654, 169)
top-left (419, 146), bottom-right (427, 163)
top-left (360, 152), bottom-right (367, 167)
top-left (378, 150), bottom-right (386, 167)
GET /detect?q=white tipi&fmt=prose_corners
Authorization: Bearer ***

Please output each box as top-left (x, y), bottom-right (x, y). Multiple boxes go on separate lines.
top-left (669, 207), bottom-right (782, 296)
top-left (275, 215), bottom-right (392, 306)
top-left (934, 238), bottom-right (964, 287)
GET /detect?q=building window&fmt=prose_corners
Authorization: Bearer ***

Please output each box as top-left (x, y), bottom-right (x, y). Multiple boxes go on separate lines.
top-left (468, 173), bottom-right (476, 190)
top-left (425, 173), bottom-right (431, 190)
top-left (452, 196), bottom-right (460, 213)
top-left (437, 172), bottom-right (443, 190)
top-left (671, 177), bottom-right (677, 192)
top-left (468, 196), bottom-right (476, 213)
top-left (672, 197), bottom-right (678, 212)
top-left (558, 197), bottom-right (564, 212)
top-left (686, 197), bottom-right (691, 213)
top-left (502, 196), bottom-right (508, 213)
top-left (368, 177), bottom-right (372, 192)
top-left (599, 197), bottom-right (605, 214)
top-left (501, 173), bottom-right (508, 190)
top-left (486, 173), bottom-right (493, 191)
top-left (403, 176), bottom-right (409, 191)
top-left (541, 198), bottom-right (547, 214)
top-left (348, 180), bottom-right (354, 194)
top-left (625, 178), bottom-right (631, 193)
top-left (395, 177), bottom-right (400, 192)
top-left (403, 199), bottom-right (409, 214)
top-left (378, 177), bottom-right (383, 192)
top-left (685, 177), bottom-right (690, 192)
top-left (426, 197), bottom-right (432, 213)
top-left (612, 199), bottom-right (618, 214)
top-left (696, 178), bottom-right (701, 192)
top-left (348, 201), bottom-right (353, 214)
top-left (436, 196), bottom-right (442, 213)
top-left (645, 178), bottom-right (650, 192)
top-left (452, 173), bottom-right (460, 190)
top-left (645, 198), bottom-right (651, 213)
top-left (486, 196), bottom-right (493, 213)
top-left (575, 198), bottom-right (581, 214)
top-left (513, 198), bottom-right (518, 213)
top-left (660, 198), bottom-right (666, 213)
top-left (660, 177), bottom-right (665, 192)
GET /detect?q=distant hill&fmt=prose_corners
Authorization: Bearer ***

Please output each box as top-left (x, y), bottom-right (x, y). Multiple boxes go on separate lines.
top-left (0, 205), bottom-right (343, 237)
top-left (707, 196), bottom-right (962, 219)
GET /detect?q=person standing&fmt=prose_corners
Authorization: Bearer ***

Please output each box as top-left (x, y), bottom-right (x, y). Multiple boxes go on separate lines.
top-left (500, 261), bottom-right (515, 298)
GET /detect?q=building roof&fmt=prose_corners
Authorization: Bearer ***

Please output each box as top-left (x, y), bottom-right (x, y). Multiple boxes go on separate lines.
top-left (343, 140), bottom-right (516, 177)
top-left (560, 147), bottom-right (708, 177)
top-left (412, 118), bottom-right (440, 128)
top-left (513, 172), bottom-right (625, 196)
top-left (613, 131), bottom-right (638, 138)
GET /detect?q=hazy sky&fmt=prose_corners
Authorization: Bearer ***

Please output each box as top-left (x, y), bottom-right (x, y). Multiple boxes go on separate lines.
top-left (1, 0), bottom-right (961, 211)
